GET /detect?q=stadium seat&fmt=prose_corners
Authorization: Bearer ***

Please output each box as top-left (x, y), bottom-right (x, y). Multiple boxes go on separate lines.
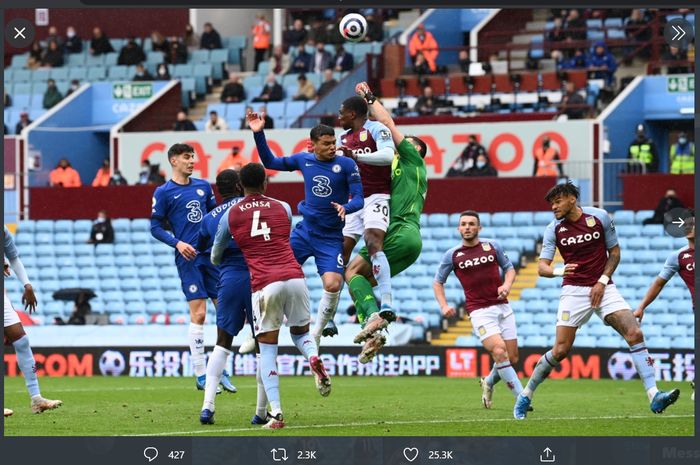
top-left (109, 314), bottom-right (127, 325)
top-left (646, 336), bottom-right (671, 349)
top-left (524, 335), bottom-right (548, 347)
top-left (671, 337), bottom-right (694, 349)
top-left (613, 210), bottom-right (635, 225)
top-left (131, 219), bottom-right (151, 232)
top-left (633, 251), bottom-right (656, 263)
top-left (490, 212), bottom-right (512, 227)
top-left (596, 336), bottom-right (624, 348)
top-left (455, 336), bottom-right (479, 346)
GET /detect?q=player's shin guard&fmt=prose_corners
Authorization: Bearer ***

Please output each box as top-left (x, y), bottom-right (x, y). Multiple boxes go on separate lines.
top-left (495, 360), bottom-right (523, 398)
top-left (202, 345), bottom-right (229, 411)
top-left (292, 331), bottom-right (318, 360)
top-left (370, 251), bottom-right (392, 308)
top-left (485, 365), bottom-right (501, 387)
top-left (259, 343), bottom-right (282, 414)
top-left (12, 336), bottom-right (40, 398)
top-left (348, 275), bottom-right (379, 324)
top-left (312, 290), bottom-right (340, 338)
top-left (256, 354), bottom-right (269, 419)
top-left (629, 342), bottom-right (659, 401)
top-left (522, 350), bottom-right (559, 399)
top-left (189, 323), bottom-right (206, 377)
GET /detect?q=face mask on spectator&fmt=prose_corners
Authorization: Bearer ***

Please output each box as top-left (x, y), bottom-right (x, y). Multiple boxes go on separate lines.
top-left (96, 215), bottom-right (107, 223)
top-left (679, 137), bottom-right (687, 145)
top-left (67, 30), bottom-right (75, 38)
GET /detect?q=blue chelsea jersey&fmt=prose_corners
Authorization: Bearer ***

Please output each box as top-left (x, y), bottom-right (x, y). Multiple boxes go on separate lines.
top-left (196, 197), bottom-right (247, 271)
top-left (151, 178), bottom-right (216, 246)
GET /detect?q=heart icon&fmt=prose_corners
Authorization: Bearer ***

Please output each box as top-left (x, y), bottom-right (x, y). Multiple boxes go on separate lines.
top-left (403, 447), bottom-right (419, 463)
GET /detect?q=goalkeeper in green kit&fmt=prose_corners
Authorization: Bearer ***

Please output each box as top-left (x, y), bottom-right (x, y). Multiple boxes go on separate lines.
top-left (344, 81), bottom-right (428, 363)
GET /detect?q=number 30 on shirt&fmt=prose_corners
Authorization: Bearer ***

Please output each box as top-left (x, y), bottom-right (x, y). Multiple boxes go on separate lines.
top-left (251, 210), bottom-right (271, 241)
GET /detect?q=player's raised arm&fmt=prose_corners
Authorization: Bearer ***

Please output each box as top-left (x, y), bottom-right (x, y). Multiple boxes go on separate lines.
top-left (211, 209), bottom-right (232, 266)
top-left (248, 111), bottom-right (301, 172)
top-left (356, 81), bottom-right (405, 147)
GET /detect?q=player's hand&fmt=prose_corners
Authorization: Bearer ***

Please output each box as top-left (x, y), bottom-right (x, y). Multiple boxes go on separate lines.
top-left (563, 263), bottom-right (578, 276)
top-left (633, 307), bottom-right (645, 323)
top-left (355, 81), bottom-right (371, 99)
top-left (589, 282), bottom-right (605, 309)
top-left (3, 263), bottom-right (10, 277)
top-left (176, 241), bottom-right (197, 261)
top-left (440, 304), bottom-right (456, 318)
top-left (331, 202), bottom-right (346, 221)
top-left (337, 146), bottom-right (356, 161)
top-left (497, 284), bottom-right (511, 300)
top-left (246, 111), bottom-right (266, 133)
top-left (22, 285), bottom-right (37, 314)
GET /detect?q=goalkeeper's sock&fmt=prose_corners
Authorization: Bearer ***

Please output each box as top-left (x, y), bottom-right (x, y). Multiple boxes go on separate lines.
top-left (522, 350), bottom-right (559, 399)
top-left (311, 290), bottom-right (340, 338)
top-left (291, 331), bottom-right (318, 361)
top-left (370, 251), bottom-right (392, 308)
top-left (485, 364), bottom-right (501, 387)
top-left (349, 275), bottom-right (379, 324)
top-left (259, 343), bottom-right (281, 414)
top-left (629, 342), bottom-right (659, 401)
top-left (495, 360), bottom-right (523, 398)
top-left (255, 354), bottom-right (268, 419)
top-left (189, 323), bottom-right (206, 377)
top-left (202, 345), bottom-right (229, 411)
top-left (13, 336), bottom-right (40, 398)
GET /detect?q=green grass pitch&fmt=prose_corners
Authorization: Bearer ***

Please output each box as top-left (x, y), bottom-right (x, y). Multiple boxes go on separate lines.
top-left (4, 376), bottom-right (693, 436)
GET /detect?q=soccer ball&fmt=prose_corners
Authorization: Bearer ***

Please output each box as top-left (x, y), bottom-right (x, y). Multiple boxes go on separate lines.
top-left (339, 13), bottom-right (368, 42)
top-left (607, 351), bottom-right (637, 380)
top-left (99, 350), bottom-right (126, 376)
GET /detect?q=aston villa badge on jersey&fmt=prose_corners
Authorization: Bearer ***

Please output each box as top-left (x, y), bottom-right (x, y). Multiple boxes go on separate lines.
top-left (482, 243), bottom-right (491, 251)
top-left (359, 130), bottom-right (368, 142)
top-left (586, 217), bottom-right (596, 228)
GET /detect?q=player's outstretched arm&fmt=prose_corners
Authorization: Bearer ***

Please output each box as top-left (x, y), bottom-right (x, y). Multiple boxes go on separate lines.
top-left (356, 81), bottom-right (404, 147)
top-left (248, 113), bottom-right (298, 172)
top-left (634, 277), bottom-right (667, 322)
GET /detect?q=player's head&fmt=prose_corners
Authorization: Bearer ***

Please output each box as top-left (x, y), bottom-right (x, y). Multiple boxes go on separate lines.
top-left (240, 163), bottom-right (267, 194)
top-left (216, 169), bottom-right (243, 200)
top-left (339, 96), bottom-right (368, 130)
top-left (685, 211), bottom-right (695, 241)
top-left (404, 135), bottom-right (427, 159)
top-left (458, 210), bottom-right (481, 242)
top-left (310, 124), bottom-right (337, 161)
top-left (167, 143), bottom-right (196, 177)
top-left (544, 182), bottom-right (579, 220)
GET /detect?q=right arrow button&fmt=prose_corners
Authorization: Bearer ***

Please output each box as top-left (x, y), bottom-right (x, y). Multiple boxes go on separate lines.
top-left (664, 18), bottom-right (695, 49)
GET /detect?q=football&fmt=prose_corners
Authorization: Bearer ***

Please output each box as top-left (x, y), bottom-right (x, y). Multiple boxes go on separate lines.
top-left (607, 351), bottom-right (637, 380)
top-left (339, 13), bottom-right (368, 42)
top-left (99, 350), bottom-right (126, 376)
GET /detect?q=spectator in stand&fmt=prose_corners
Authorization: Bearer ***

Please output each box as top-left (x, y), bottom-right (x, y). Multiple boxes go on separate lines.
top-left (221, 72), bottom-right (246, 103)
top-left (217, 146), bottom-right (249, 174)
top-left (642, 189), bottom-right (685, 225)
top-left (533, 136), bottom-right (565, 177)
top-left (559, 81), bottom-right (587, 119)
top-left (205, 110), bottom-right (228, 132)
top-left (414, 86), bottom-right (442, 115)
top-left (109, 170), bottom-right (128, 186)
top-left (138, 159), bottom-right (166, 185)
top-left (173, 110), bottom-right (197, 131)
top-left (564, 9), bottom-right (586, 41)
top-left (257, 106), bottom-right (274, 129)
top-left (49, 159), bottom-right (82, 187)
top-left (92, 159), bottom-right (112, 187)
top-left (313, 42), bottom-right (333, 73)
top-left (290, 44), bottom-right (313, 73)
top-left (669, 132), bottom-right (694, 175)
top-left (548, 17), bottom-right (567, 43)
top-left (457, 135), bottom-right (487, 173)
top-left (285, 19), bottom-right (307, 48)
top-left (627, 124), bottom-right (658, 173)
top-left (308, 18), bottom-right (328, 44)
top-left (65, 79), bottom-right (81, 97)
top-left (64, 26), bottom-right (82, 54)
top-left (587, 41), bottom-right (617, 87)
top-left (15, 112), bottom-right (31, 135)
top-left (46, 26), bottom-right (64, 49)
top-left (240, 106), bottom-right (254, 129)
top-left (269, 45), bottom-right (291, 75)
top-left (465, 154), bottom-right (498, 177)
top-left (133, 63), bottom-right (153, 81)
top-left (412, 52), bottom-right (431, 75)
top-left (665, 46), bottom-right (691, 74)
top-left (155, 63), bottom-right (171, 80)
top-left (408, 24), bottom-right (439, 73)
top-left (27, 42), bottom-right (43, 69)
top-left (150, 31), bottom-right (170, 54)
top-left (42, 41), bottom-right (64, 68)
top-left (90, 27), bottom-right (114, 55)
top-left (87, 210), bottom-right (115, 245)
top-left (43, 79), bottom-right (63, 110)
top-left (364, 12), bottom-right (384, 42)
top-left (252, 14), bottom-right (272, 72)
top-left (184, 24), bottom-right (200, 51)
top-left (293, 74), bottom-right (316, 101)
top-left (625, 9), bottom-right (652, 52)
top-left (458, 50), bottom-right (470, 73)
top-left (560, 48), bottom-right (587, 70)
top-left (167, 40), bottom-right (188, 64)
top-left (200, 22), bottom-right (223, 50)
top-left (317, 69), bottom-right (338, 99)
top-left (118, 38), bottom-right (146, 66)
top-left (252, 74), bottom-right (284, 102)
top-left (4, 124), bottom-right (9, 135)
top-left (4, 90), bottom-right (11, 107)
top-left (333, 44), bottom-right (354, 72)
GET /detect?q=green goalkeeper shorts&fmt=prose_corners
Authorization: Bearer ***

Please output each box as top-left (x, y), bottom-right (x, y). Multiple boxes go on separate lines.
top-left (358, 222), bottom-right (422, 277)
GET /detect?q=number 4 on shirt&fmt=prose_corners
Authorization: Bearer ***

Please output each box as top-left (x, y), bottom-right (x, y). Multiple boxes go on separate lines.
top-left (251, 210), bottom-right (271, 241)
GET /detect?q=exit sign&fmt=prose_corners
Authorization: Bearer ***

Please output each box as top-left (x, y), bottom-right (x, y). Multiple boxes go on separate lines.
top-left (667, 75), bottom-right (694, 93)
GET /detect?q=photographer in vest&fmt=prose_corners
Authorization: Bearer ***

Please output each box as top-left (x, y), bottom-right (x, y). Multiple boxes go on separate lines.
top-left (670, 131), bottom-right (694, 175)
top-left (533, 136), bottom-right (565, 177)
top-left (627, 124), bottom-right (658, 173)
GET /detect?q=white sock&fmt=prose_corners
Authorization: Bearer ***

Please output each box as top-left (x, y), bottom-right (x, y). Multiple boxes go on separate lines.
top-left (495, 360), bottom-right (523, 398)
top-left (202, 345), bottom-right (230, 411)
top-left (259, 342), bottom-right (281, 414)
top-left (371, 251), bottom-right (392, 307)
top-left (13, 336), bottom-right (40, 398)
top-left (291, 331), bottom-right (318, 361)
top-left (256, 353), bottom-right (268, 419)
top-left (523, 350), bottom-right (558, 399)
top-left (312, 290), bottom-right (340, 337)
top-left (629, 342), bottom-right (659, 401)
top-left (189, 323), bottom-right (206, 377)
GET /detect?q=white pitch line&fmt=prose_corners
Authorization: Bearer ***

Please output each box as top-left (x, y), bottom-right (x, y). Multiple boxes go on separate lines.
top-left (128, 414), bottom-right (695, 437)
top-left (3, 386), bottom-right (257, 394)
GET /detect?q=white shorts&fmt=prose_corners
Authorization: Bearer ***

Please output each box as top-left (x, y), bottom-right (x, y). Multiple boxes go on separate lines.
top-left (251, 278), bottom-right (310, 336)
top-left (343, 193), bottom-right (390, 240)
top-left (469, 303), bottom-right (518, 342)
top-left (557, 284), bottom-right (630, 327)
top-left (4, 290), bottom-right (20, 328)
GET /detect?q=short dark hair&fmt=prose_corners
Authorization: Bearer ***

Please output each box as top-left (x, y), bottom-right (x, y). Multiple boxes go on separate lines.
top-left (310, 124), bottom-right (335, 141)
top-left (167, 143), bottom-right (194, 159)
top-left (240, 163), bottom-right (267, 189)
top-left (210, 110), bottom-right (218, 115)
top-left (405, 135), bottom-right (427, 159)
top-left (216, 169), bottom-right (242, 199)
top-left (459, 210), bottom-right (480, 225)
top-left (544, 181), bottom-right (580, 203)
top-left (342, 96), bottom-right (368, 119)
top-left (298, 74), bottom-right (307, 81)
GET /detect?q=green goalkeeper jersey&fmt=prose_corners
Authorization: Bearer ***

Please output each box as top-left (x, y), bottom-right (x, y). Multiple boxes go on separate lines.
top-left (390, 138), bottom-right (427, 228)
